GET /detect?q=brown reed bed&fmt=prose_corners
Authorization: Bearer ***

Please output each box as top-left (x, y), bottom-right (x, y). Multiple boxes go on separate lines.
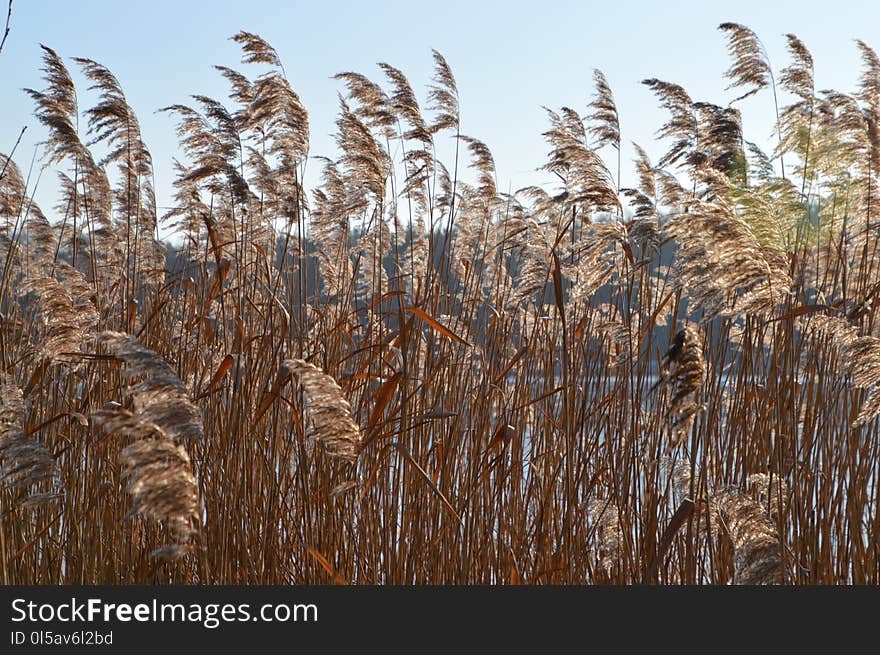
top-left (0, 22), bottom-right (879, 584)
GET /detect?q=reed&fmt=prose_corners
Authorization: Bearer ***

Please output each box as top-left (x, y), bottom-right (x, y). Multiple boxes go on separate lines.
top-left (1, 22), bottom-right (878, 585)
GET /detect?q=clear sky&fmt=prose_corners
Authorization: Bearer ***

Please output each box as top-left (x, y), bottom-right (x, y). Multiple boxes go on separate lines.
top-left (1, 0), bottom-right (878, 228)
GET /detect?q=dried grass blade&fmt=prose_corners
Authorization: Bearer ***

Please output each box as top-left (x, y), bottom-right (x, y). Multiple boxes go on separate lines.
top-left (406, 306), bottom-right (472, 347)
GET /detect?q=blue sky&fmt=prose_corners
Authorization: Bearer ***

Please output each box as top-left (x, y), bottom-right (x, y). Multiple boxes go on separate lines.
top-left (1, 0), bottom-right (878, 228)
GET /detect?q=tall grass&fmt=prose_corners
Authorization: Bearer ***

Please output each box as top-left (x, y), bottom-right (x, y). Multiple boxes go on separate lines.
top-left (1, 23), bottom-right (878, 584)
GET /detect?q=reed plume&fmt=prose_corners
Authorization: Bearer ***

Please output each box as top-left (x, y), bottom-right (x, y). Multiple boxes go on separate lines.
top-left (715, 486), bottom-right (784, 584)
top-left (660, 326), bottom-right (705, 444)
top-left (718, 22), bottom-right (772, 102)
top-left (283, 359), bottom-right (361, 462)
top-left (91, 332), bottom-right (202, 559)
top-left (0, 380), bottom-right (60, 506)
